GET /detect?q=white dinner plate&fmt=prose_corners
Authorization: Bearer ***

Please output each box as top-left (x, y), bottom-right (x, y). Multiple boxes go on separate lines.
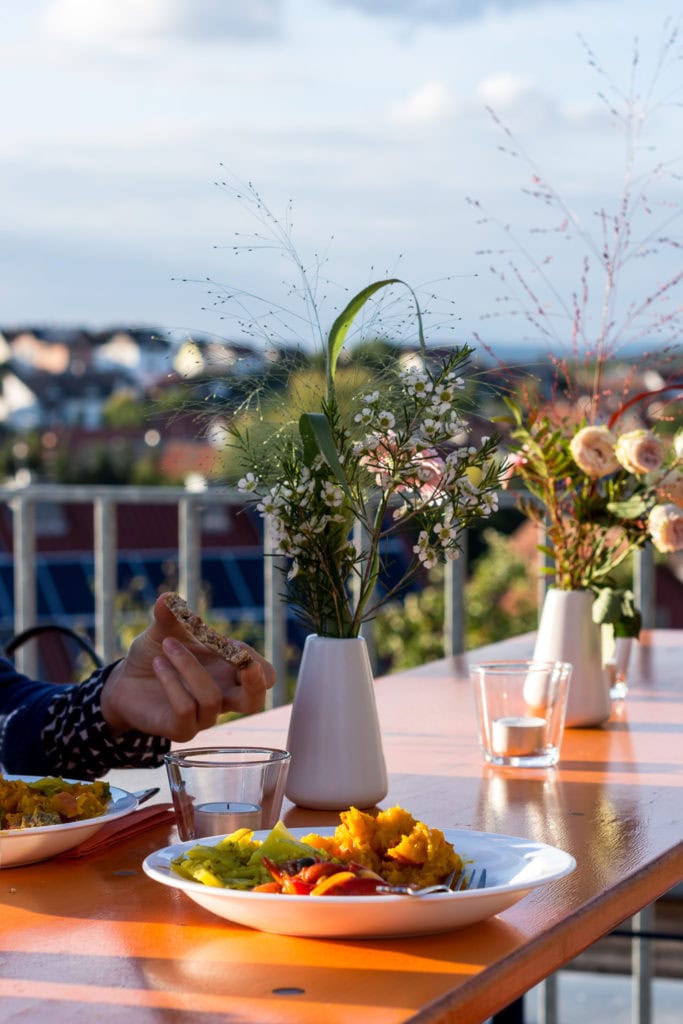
top-left (142, 827), bottom-right (576, 938)
top-left (0, 775), bottom-right (138, 868)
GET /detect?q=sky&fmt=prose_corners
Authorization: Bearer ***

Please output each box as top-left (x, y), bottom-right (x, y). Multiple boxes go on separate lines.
top-left (1, 0), bottom-right (682, 354)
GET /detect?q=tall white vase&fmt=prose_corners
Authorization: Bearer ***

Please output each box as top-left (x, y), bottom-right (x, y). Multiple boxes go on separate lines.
top-left (532, 589), bottom-right (612, 728)
top-left (285, 634), bottom-right (388, 810)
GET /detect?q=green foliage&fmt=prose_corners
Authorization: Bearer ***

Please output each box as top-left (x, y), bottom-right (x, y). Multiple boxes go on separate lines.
top-left (102, 390), bottom-right (147, 429)
top-left (374, 529), bottom-right (537, 671)
top-left (347, 337), bottom-right (403, 371)
top-left (219, 363), bottom-right (377, 484)
top-left (591, 585), bottom-right (642, 638)
top-left (374, 573), bottom-right (447, 671)
top-left (464, 529), bottom-right (537, 647)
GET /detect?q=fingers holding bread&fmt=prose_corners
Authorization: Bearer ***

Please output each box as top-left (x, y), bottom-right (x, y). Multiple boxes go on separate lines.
top-left (161, 592), bottom-right (253, 669)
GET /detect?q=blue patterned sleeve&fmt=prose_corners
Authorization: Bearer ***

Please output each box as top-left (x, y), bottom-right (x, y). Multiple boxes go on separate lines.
top-left (40, 664), bottom-right (170, 779)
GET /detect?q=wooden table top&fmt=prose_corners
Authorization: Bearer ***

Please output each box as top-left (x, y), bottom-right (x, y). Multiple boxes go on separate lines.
top-left (1, 630), bottom-right (682, 1023)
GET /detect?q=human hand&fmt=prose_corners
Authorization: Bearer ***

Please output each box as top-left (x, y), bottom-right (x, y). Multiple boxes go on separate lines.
top-left (100, 594), bottom-right (276, 741)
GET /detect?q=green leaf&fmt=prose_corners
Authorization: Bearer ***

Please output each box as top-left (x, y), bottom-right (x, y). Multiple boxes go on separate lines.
top-left (299, 412), bottom-right (352, 499)
top-left (326, 278), bottom-right (425, 394)
top-left (607, 496), bottom-right (648, 520)
top-left (500, 395), bottom-right (524, 427)
top-left (592, 587), bottom-right (642, 637)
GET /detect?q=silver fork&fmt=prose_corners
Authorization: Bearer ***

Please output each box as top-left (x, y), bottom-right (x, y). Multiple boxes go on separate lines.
top-left (376, 866), bottom-right (487, 897)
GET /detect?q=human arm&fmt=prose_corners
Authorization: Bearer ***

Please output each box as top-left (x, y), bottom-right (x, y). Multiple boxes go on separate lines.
top-left (0, 595), bottom-right (275, 778)
top-left (99, 593), bottom-right (275, 741)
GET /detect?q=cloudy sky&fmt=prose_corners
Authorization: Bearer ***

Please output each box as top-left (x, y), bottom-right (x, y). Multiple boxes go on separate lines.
top-left (1, 0), bottom-right (681, 352)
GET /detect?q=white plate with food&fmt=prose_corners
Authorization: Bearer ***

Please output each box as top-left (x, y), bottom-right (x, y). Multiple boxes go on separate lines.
top-left (0, 775), bottom-right (139, 868)
top-left (142, 827), bottom-right (576, 938)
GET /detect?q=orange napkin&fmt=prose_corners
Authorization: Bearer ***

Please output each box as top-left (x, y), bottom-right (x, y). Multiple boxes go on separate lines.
top-left (57, 803), bottom-right (175, 859)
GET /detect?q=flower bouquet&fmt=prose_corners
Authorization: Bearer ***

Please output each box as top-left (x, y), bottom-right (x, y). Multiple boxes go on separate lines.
top-left (500, 385), bottom-right (682, 724)
top-left (231, 276), bottom-right (501, 807)
top-left (234, 278), bottom-right (502, 640)
top-left (502, 387), bottom-right (683, 632)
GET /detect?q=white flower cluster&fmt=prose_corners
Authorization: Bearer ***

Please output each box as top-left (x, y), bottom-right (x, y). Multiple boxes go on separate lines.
top-left (238, 464), bottom-right (352, 583)
top-left (236, 352), bottom-right (500, 635)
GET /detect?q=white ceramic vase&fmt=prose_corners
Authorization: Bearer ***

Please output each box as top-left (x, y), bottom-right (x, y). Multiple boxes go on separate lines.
top-left (285, 634), bottom-right (388, 810)
top-left (532, 588), bottom-right (612, 728)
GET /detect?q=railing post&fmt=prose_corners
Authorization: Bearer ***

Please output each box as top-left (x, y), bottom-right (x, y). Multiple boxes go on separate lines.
top-left (445, 531), bottom-right (468, 656)
top-left (263, 514), bottom-right (288, 708)
top-left (94, 496), bottom-right (118, 663)
top-left (537, 974), bottom-right (558, 1024)
top-left (634, 546), bottom-right (656, 629)
top-left (11, 495), bottom-right (37, 677)
top-left (178, 496), bottom-right (202, 610)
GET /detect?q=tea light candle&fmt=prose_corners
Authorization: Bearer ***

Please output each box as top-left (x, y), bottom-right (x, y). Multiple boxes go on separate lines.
top-left (193, 801), bottom-right (262, 838)
top-left (491, 716), bottom-right (547, 757)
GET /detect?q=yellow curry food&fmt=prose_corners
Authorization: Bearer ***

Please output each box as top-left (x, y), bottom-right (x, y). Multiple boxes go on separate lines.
top-left (302, 805), bottom-right (462, 887)
top-left (0, 775), bottom-right (111, 830)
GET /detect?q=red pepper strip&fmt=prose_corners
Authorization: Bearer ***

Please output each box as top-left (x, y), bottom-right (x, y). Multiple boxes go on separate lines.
top-left (310, 870), bottom-right (359, 896)
top-left (310, 871), bottom-right (390, 896)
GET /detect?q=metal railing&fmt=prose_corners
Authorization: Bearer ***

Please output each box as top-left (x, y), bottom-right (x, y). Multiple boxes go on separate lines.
top-left (0, 482), bottom-right (656, 705)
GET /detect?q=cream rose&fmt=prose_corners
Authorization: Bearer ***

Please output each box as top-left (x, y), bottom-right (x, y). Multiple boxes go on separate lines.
top-left (569, 425), bottom-right (619, 478)
top-left (615, 429), bottom-right (664, 475)
top-left (648, 503), bottom-right (683, 553)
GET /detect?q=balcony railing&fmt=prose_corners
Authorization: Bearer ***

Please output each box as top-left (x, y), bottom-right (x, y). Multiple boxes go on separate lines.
top-left (0, 483), bottom-right (656, 705)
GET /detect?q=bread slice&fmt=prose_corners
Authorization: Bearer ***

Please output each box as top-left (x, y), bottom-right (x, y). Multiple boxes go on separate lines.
top-left (164, 593), bottom-right (252, 668)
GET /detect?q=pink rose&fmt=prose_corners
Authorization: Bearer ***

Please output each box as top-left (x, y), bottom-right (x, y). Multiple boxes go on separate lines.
top-left (569, 425), bottom-right (619, 479)
top-left (615, 429), bottom-right (664, 475)
top-left (648, 503), bottom-right (683, 553)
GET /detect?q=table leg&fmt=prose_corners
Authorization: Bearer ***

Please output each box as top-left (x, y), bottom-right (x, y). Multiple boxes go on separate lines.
top-left (492, 996), bottom-right (525, 1024)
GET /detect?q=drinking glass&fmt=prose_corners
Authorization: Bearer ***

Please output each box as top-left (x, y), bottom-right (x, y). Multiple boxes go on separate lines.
top-left (165, 746), bottom-right (291, 840)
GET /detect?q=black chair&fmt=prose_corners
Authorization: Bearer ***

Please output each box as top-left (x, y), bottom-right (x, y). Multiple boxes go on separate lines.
top-left (4, 624), bottom-right (103, 681)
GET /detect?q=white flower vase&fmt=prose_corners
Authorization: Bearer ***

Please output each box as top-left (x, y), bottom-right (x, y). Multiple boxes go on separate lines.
top-left (531, 589), bottom-right (612, 728)
top-left (285, 634), bottom-right (388, 810)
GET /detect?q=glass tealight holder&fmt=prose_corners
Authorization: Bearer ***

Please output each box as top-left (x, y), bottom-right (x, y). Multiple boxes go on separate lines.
top-left (470, 660), bottom-right (572, 768)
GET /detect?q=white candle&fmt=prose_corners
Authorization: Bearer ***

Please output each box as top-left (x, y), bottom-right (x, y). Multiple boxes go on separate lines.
top-left (491, 716), bottom-right (547, 757)
top-left (193, 801), bottom-right (262, 838)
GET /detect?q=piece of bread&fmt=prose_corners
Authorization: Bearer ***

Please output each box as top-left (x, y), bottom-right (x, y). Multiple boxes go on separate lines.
top-left (164, 593), bottom-right (252, 668)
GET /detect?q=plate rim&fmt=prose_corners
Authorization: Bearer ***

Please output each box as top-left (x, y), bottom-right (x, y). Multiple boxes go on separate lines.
top-left (143, 825), bottom-right (577, 904)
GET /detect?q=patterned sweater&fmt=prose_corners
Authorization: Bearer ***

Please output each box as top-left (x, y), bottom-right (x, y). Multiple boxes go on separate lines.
top-left (0, 658), bottom-right (169, 777)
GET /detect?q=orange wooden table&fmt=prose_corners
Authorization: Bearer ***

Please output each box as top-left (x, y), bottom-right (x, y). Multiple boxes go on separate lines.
top-left (1, 630), bottom-right (682, 1023)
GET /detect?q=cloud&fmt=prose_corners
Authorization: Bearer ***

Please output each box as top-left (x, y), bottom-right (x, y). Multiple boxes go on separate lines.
top-left (40, 0), bottom-right (281, 51)
top-left (389, 80), bottom-right (456, 124)
top-left (475, 73), bottom-right (613, 135)
top-left (331, 0), bottom-right (577, 25)
top-left (476, 72), bottom-right (534, 108)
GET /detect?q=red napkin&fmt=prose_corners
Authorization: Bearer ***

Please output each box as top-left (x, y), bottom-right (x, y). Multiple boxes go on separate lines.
top-left (57, 802), bottom-right (175, 859)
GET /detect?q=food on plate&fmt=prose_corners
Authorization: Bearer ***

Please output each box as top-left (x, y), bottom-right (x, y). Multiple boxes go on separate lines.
top-left (302, 805), bottom-right (463, 888)
top-left (170, 806), bottom-right (465, 896)
top-left (0, 775), bottom-right (111, 830)
top-left (164, 592), bottom-right (252, 668)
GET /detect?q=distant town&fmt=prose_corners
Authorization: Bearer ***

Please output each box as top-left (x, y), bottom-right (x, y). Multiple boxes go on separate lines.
top-left (1, 323), bottom-right (677, 488)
